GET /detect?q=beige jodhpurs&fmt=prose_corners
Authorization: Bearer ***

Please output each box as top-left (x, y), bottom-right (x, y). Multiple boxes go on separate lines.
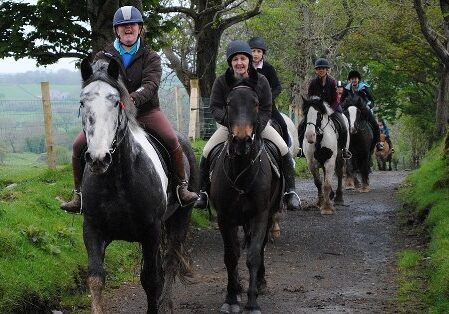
top-left (202, 124), bottom-right (289, 158)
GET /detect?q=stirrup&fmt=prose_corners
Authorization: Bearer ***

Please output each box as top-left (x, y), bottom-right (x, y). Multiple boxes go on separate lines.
top-left (194, 191), bottom-right (209, 209)
top-left (176, 182), bottom-right (199, 208)
top-left (342, 149), bottom-right (352, 160)
top-left (283, 191), bottom-right (301, 207)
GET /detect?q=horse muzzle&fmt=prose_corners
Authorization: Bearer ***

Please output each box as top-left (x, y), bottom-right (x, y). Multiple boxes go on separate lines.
top-left (85, 150), bottom-right (112, 174)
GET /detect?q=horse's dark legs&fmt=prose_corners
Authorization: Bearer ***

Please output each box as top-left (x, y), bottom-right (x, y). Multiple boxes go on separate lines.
top-left (257, 225), bottom-right (270, 293)
top-left (360, 158), bottom-right (371, 192)
top-left (335, 156), bottom-right (344, 205)
top-left (83, 223), bottom-right (106, 314)
top-left (245, 209), bottom-right (270, 312)
top-left (218, 221), bottom-right (241, 313)
top-left (141, 222), bottom-right (163, 314)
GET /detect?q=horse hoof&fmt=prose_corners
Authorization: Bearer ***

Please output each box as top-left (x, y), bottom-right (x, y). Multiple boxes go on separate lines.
top-left (334, 199), bottom-right (344, 206)
top-left (221, 303), bottom-right (241, 313)
top-left (321, 209), bottom-right (335, 215)
top-left (359, 187), bottom-right (370, 193)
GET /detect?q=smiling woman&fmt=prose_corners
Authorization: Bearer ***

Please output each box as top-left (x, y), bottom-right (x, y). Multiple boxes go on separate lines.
top-left (0, 57), bottom-right (77, 74)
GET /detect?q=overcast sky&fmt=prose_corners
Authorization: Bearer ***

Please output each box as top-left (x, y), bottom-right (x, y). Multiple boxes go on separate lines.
top-left (0, 57), bottom-right (78, 74)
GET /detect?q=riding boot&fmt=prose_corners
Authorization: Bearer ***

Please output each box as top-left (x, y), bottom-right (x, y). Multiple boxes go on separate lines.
top-left (60, 156), bottom-right (84, 214)
top-left (297, 119), bottom-right (306, 157)
top-left (331, 112), bottom-right (351, 159)
top-left (281, 154), bottom-right (301, 211)
top-left (194, 156), bottom-right (210, 209)
top-left (172, 145), bottom-right (199, 207)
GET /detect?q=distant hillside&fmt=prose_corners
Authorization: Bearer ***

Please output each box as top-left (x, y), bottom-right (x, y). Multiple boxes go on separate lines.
top-left (0, 69), bottom-right (81, 85)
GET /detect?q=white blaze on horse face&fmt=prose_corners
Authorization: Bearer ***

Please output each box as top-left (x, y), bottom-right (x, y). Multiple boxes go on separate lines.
top-left (348, 106), bottom-right (358, 134)
top-left (81, 81), bottom-right (120, 160)
top-left (305, 107), bottom-right (318, 144)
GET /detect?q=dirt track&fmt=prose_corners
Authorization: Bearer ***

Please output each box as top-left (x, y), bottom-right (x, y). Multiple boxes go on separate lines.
top-left (106, 171), bottom-right (412, 313)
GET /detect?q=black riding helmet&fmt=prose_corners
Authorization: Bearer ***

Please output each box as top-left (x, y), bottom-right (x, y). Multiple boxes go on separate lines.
top-left (347, 70), bottom-right (361, 80)
top-left (248, 37), bottom-right (267, 52)
top-left (314, 58), bottom-right (330, 69)
top-left (226, 40), bottom-right (253, 65)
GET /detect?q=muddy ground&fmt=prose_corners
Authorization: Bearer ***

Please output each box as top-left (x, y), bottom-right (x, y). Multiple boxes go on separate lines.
top-left (105, 170), bottom-right (420, 313)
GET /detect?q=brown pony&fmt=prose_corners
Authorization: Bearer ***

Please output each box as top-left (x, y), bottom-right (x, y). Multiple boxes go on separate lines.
top-left (375, 133), bottom-right (393, 171)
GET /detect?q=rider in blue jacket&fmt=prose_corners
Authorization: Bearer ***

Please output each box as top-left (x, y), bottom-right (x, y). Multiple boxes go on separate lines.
top-left (341, 70), bottom-right (380, 146)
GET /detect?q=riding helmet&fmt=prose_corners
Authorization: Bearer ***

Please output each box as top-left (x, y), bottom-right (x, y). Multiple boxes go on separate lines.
top-left (113, 6), bottom-right (144, 26)
top-left (347, 70), bottom-right (362, 80)
top-left (248, 37), bottom-right (267, 52)
top-left (226, 40), bottom-right (253, 65)
top-left (337, 80), bottom-right (344, 87)
top-left (314, 58), bottom-right (330, 69)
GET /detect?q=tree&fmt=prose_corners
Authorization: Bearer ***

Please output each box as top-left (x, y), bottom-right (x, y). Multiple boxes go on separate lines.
top-left (414, 0), bottom-right (449, 138)
top-left (159, 0), bottom-right (264, 97)
top-left (0, 0), bottom-right (165, 64)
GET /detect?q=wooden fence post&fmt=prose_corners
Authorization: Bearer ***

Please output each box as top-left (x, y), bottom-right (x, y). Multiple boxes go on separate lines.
top-left (41, 82), bottom-right (56, 169)
top-left (188, 79), bottom-right (200, 140)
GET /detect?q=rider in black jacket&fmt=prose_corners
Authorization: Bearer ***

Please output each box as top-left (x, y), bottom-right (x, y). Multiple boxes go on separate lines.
top-left (248, 37), bottom-right (291, 147)
top-left (298, 58), bottom-right (351, 159)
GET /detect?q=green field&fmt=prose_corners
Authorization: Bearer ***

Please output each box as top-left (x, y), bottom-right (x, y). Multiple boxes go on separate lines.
top-left (0, 84), bottom-right (80, 100)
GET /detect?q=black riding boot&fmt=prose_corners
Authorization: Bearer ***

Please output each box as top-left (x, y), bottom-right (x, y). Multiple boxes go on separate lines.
top-left (297, 119), bottom-right (306, 157)
top-left (331, 112), bottom-right (351, 159)
top-left (281, 154), bottom-right (301, 211)
top-left (194, 156), bottom-right (210, 209)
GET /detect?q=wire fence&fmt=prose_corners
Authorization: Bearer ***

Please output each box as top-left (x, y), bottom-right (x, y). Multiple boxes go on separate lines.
top-left (0, 86), bottom-right (216, 166)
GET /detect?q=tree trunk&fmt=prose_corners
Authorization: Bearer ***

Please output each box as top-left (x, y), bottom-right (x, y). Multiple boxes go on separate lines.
top-left (436, 64), bottom-right (449, 137)
top-left (87, 0), bottom-right (119, 55)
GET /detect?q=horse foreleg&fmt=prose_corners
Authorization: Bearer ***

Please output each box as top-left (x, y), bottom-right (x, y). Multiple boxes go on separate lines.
top-left (321, 164), bottom-right (335, 215)
top-left (310, 166), bottom-right (323, 207)
top-left (334, 157), bottom-right (344, 205)
top-left (83, 225), bottom-right (106, 314)
top-left (218, 220), bottom-right (241, 313)
top-left (245, 209), bottom-right (270, 313)
top-left (359, 158), bottom-right (371, 192)
top-left (141, 222), bottom-right (163, 314)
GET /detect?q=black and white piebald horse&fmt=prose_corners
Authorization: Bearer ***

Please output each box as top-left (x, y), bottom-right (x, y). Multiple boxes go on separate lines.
top-left (79, 58), bottom-right (197, 313)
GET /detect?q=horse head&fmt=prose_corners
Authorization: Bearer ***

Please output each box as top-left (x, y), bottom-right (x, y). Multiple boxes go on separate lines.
top-left (342, 94), bottom-right (369, 134)
top-left (79, 57), bottom-right (136, 174)
top-left (302, 96), bottom-right (331, 144)
top-left (224, 68), bottom-right (260, 156)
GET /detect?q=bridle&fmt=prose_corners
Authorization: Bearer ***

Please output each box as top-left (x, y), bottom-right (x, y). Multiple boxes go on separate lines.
top-left (222, 84), bottom-right (263, 195)
top-left (79, 98), bottom-right (128, 155)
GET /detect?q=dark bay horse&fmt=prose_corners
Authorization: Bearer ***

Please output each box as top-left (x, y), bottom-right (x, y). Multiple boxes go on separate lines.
top-left (79, 58), bottom-right (197, 313)
top-left (343, 94), bottom-right (374, 192)
top-left (209, 77), bottom-right (282, 313)
top-left (302, 96), bottom-right (346, 214)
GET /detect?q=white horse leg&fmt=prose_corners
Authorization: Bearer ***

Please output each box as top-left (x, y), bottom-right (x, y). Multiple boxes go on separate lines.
top-left (88, 276), bottom-right (104, 314)
top-left (321, 162), bottom-right (336, 215)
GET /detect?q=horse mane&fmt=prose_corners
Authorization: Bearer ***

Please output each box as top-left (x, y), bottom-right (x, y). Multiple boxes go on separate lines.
top-left (303, 96), bottom-right (329, 115)
top-left (82, 59), bottom-right (140, 131)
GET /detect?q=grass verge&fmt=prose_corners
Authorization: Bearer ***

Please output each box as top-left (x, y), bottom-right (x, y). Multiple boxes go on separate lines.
top-left (400, 140), bottom-right (449, 312)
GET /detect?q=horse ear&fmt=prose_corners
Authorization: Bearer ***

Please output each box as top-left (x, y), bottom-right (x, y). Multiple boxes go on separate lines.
top-left (107, 59), bottom-right (120, 80)
top-left (225, 68), bottom-right (236, 87)
top-left (80, 58), bottom-right (93, 82)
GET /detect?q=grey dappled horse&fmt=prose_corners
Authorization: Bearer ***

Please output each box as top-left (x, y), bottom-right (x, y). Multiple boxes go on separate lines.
top-left (79, 58), bottom-right (197, 313)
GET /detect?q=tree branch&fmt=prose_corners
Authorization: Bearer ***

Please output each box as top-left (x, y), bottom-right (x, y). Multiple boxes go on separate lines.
top-left (218, 0), bottom-right (263, 32)
top-left (158, 6), bottom-right (198, 20)
top-left (162, 47), bottom-right (195, 91)
top-left (414, 0), bottom-right (449, 63)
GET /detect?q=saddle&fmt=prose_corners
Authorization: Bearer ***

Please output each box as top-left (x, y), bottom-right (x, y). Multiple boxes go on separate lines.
top-left (145, 131), bottom-right (171, 177)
